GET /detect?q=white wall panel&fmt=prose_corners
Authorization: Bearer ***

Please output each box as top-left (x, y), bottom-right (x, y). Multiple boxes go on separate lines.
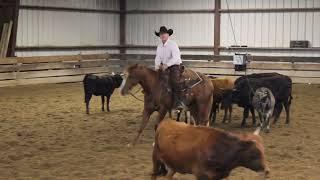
top-left (126, 14), bottom-right (214, 46)
top-left (21, 0), bottom-right (119, 10)
top-left (222, 0), bottom-right (320, 9)
top-left (17, 10), bottom-right (119, 47)
top-left (221, 49), bottom-right (320, 57)
top-left (313, 12), bottom-right (320, 47)
top-left (221, 12), bottom-right (320, 49)
top-left (16, 0), bottom-right (120, 56)
top-left (16, 50), bottom-right (119, 57)
top-left (16, 0), bottom-right (320, 57)
top-left (127, 0), bottom-right (214, 10)
top-left (126, 49), bottom-right (214, 55)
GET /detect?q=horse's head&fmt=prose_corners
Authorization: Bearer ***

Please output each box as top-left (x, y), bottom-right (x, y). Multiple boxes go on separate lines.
top-left (120, 64), bottom-right (151, 95)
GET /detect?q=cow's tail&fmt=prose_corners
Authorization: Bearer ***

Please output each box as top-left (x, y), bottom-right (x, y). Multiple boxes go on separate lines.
top-left (83, 74), bottom-right (90, 88)
top-left (154, 130), bottom-right (161, 155)
top-left (83, 74), bottom-right (92, 103)
top-left (288, 94), bottom-right (293, 106)
top-left (153, 131), bottom-right (168, 176)
top-left (288, 79), bottom-right (293, 106)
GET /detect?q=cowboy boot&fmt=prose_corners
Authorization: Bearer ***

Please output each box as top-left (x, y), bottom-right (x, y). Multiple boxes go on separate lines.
top-left (172, 79), bottom-right (188, 112)
top-left (168, 65), bottom-right (185, 111)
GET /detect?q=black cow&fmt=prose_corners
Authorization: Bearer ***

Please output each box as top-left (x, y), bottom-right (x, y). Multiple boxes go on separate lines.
top-left (83, 74), bottom-right (123, 114)
top-left (222, 73), bottom-right (292, 127)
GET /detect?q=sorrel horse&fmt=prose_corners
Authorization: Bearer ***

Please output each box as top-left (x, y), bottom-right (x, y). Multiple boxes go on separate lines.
top-left (120, 64), bottom-right (213, 145)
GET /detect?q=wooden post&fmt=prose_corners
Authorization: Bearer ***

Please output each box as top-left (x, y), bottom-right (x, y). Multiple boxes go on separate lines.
top-left (8, 0), bottom-right (20, 57)
top-left (119, 0), bottom-right (126, 55)
top-left (214, 0), bottom-right (221, 55)
top-left (1, 21), bottom-right (13, 58)
top-left (0, 0), bottom-right (19, 57)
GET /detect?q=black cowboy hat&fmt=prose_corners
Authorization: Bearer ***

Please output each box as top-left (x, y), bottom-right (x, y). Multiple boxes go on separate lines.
top-left (155, 26), bottom-right (173, 37)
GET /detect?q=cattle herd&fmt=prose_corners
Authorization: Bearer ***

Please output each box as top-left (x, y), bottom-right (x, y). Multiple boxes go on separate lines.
top-left (82, 67), bottom-right (292, 180)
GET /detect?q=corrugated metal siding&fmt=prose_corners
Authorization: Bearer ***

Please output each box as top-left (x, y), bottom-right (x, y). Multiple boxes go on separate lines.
top-left (126, 14), bottom-right (214, 46)
top-left (15, 50), bottom-right (119, 57)
top-left (17, 10), bottom-right (119, 47)
top-left (127, 0), bottom-right (214, 10)
top-left (221, 0), bottom-right (320, 56)
top-left (126, 0), bottom-right (215, 55)
top-left (221, 12), bottom-right (320, 47)
top-left (16, 0), bottom-right (320, 57)
top-left (126, 49), bottom-right (214, 55)
top-left (221, 0), bottom-right (320, 9)
top-left (16, 0), bottom-right (119, 57)
top-left (220, 49), bottom-right (320, 57)
top-left (20, 0), bottom-right (119, 10)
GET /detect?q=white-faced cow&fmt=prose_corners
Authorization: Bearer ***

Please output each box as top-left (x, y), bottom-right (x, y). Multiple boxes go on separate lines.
top-left (252, 87), bottom-right (276, 133)
top-left (221, 73), bottom-right (292, 127)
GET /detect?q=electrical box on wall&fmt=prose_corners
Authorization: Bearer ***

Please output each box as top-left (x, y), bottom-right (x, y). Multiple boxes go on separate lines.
top-left (233, 53), bottom-right (249, 71)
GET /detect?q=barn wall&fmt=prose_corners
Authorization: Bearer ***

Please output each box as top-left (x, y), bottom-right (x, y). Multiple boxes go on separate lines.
top-left (14, 0), bottom-right (320, 57)
top-left (126, 0), bottom-right (320, 57)
top-left (220, 0), bottom-right (320, 57)
top-left (127, 0), bottom-right (214, 10)
top-left (126, 0), bottom-right (215, 55)
top-left (16, 0), bottom-right (120, 56)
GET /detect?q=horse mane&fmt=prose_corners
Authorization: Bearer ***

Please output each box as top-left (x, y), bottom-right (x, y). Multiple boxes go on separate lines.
top-left (127, 64), bottom-right (157, 75)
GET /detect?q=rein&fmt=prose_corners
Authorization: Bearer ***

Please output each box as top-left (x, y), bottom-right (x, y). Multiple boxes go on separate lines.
top-left (181, 70), bottom-right (203, 91)
top-left (189, 71), bottom-right (203, 89)
top-left (128, 86), bottom-right (144, 102)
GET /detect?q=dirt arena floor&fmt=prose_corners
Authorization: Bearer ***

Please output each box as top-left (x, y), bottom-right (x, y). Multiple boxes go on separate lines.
top-left (0, 82), bottom-right (319, 180)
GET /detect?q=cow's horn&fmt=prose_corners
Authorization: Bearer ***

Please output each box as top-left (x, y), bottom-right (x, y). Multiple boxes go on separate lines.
top-left (253, 127), bottom-right (261, 135)
top-left (111, 72), bottom-right (115, 75)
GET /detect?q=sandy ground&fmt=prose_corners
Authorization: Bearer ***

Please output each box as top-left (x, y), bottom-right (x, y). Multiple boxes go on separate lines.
top-left (0, 83), bottom-right (319, 180)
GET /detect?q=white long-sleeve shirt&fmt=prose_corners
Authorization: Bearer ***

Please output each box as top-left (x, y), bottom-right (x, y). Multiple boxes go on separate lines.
top-left (155, 39), bottom-right (182, 70)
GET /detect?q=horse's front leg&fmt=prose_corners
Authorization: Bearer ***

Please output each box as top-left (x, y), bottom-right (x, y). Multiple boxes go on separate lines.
top-left (130, 109), bottom-right (152, 146)
top-left (194, 103), bottom-right (211, 127)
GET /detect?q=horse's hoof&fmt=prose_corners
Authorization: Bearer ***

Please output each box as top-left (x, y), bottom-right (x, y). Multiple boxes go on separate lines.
top-left (127, 143), bottom-right (133, 148)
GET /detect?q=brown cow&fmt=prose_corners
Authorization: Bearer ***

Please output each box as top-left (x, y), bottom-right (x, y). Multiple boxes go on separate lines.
top-left (210, 77), bottom-right (234, 124)
top-left (152, 119), bottom-right (269, 180)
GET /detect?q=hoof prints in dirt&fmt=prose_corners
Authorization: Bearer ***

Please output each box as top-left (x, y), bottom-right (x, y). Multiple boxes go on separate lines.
top-left (0, 83), bottom-right (319, 179)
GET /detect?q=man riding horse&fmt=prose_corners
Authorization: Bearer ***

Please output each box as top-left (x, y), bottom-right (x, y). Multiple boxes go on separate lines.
top-left (154, 26), bottom-right (186, 112)
top-left (120, 26), bottom-right (213, 146)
